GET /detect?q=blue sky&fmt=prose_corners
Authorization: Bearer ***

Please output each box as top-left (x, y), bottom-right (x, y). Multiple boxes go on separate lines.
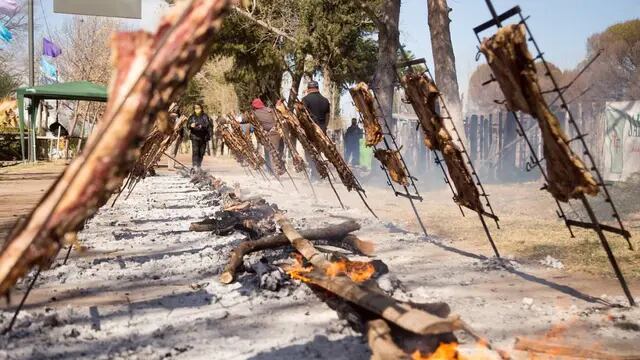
top-left (30, 0), bottom-right (640, 117)
top-left (400, 0), bottom-right (640, 95)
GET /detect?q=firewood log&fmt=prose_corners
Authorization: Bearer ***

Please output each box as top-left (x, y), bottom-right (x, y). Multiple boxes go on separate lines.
top-left (0, 0), bottom-right (230, 296)
top-left (515, 337), bottom-right (640, 360)
top-left (219, 220), bottom-right (363, 284)
top-left (275, 214), bottom-right (462, 336)
top-left (367, 319), bottom-right (408, 360)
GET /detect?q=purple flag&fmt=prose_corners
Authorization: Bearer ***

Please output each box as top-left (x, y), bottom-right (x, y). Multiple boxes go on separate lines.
top-left (43, 38), bottom-right (62, 58)
top-left (0, 0), bottom-right (18, 16)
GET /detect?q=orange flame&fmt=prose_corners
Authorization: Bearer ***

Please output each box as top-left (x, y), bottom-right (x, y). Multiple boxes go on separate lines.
top-left (411, 343), bottom-right (459, 360)
top-left (284, 253), bottom-right (375, 283)
top-left (284, 253), bottom-right (313, 282)
top-left (325, 258), bottom-right (375, 283)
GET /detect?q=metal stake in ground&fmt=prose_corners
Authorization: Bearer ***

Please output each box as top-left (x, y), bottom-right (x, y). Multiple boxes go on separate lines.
top-left (327, 174), bottom-right (345, 210)
top-left (474, 0), bottom-right (635, 304)
top-left (302, 168), bottom-right (318, 202)
top-left (360, 88), bottom-right (425, 232)
top-left (3, 267), bottom-right (41, 334)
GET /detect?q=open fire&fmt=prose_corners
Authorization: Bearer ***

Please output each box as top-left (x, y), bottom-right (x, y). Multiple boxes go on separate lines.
top-left (412, 343), bottom-right (459, 360)
top-left (284, 252), bottom-right (375, 283)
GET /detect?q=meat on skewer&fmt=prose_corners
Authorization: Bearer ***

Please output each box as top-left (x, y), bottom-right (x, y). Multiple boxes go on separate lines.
top-left (0, 0), bottom-right (230, 295)
top-left (294, 101), bottom-right (363, 192)
top-left (349, 82), bottom-right (383, 147)
top-left (480, 24), bottom-right (598, 202)
top-left (275, 102), bottom-right (330, 180)
top-left (403, 73), bottom-right (484, 212)
top-left (374, 149), bottom-right (409, 186)
top-left (273, 105), bottom-right (306, 173)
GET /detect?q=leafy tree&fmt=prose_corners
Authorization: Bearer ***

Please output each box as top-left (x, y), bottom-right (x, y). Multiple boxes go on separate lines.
top-left (571, 19), bottom-right (640, 101)
top-left (0, 64), bottom-right (20, 99)
top-left (467, 62), bottom-right (566, 114)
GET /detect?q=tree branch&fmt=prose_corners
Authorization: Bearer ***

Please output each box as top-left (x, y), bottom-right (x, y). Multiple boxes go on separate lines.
top-left (232, 6), bottom-right (297, 43)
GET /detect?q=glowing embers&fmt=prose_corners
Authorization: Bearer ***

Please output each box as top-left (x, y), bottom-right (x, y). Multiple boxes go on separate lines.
top-left (284, 252), bottom-right (375, 284)
top-left (283, 252), bottom-right (313, 282)
top-left (411, 342), bottom-right (459, 360)
top-left (324, 257), bottom-right (375, 283)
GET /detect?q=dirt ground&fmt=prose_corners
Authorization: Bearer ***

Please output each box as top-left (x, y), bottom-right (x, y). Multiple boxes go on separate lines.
top-left (0, 162), bottom-right (67, 240)
top-left (0, 156), bottom-right (638, 359)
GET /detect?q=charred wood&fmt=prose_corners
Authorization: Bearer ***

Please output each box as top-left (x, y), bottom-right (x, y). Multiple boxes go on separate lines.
top-left (219, 220), bottom-right (364, 284)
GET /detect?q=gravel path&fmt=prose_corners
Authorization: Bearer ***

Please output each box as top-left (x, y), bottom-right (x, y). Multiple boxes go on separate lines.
top-left (1, 165), bottom-right (638, 359)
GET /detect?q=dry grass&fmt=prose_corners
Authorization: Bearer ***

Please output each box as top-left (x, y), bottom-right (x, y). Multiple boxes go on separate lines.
top-left (391, 178), bottom-right (640, 280)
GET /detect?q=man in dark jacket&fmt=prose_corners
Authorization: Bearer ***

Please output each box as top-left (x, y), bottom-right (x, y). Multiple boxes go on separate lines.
top-left (302, 80), bottom-right (330, 133)
top-left (188, 103), bottom-right (212, 170)
top-left (344, 118), bottom-right (363, 167)
top-left (251, 98), bottom-right (282, 172)
top-left (301, 81), bottom-right (330, 179)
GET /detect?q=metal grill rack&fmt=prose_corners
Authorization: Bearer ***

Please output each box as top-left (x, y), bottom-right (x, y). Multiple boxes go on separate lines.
top-left (474, 0), bottom-right (635, 306)
top-left (355, 86), bottom-right (429, 237)
top-left (395, 58), bottom-right (502, 258)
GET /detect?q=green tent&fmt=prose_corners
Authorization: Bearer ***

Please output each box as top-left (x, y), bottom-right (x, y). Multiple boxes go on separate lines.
top-left (16, 81), bottom-right (108, 161)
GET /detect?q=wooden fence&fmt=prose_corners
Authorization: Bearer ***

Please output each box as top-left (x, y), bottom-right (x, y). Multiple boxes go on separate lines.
top-left (464, 103), bottom-right (606, 183)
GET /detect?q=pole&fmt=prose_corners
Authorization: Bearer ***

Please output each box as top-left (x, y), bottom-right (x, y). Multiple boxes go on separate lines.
top-left (3, 267), bottom-right (41, 334)
top-left (579, 195), bottom-right (635, 306)
top-left (28, 0), bottom-right (34, 87)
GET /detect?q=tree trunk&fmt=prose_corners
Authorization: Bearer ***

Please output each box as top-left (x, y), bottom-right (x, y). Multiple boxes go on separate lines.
top-left (329, 82), bottom-right (342, 131)
top-left (372, 0), bottom-right (400, 126)
top-left (288, 53), bottom-right (305, 107)
top-left (427, 0), bottom-right (466, 144)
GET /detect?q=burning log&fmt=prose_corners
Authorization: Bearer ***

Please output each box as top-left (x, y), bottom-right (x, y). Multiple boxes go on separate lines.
top-left (0, 0), bottom-right (230, 296)
top-left (189, 197), bottom-right (278, 238)
top-left (514, 337), bottom-right (640, 360)
top-left (349, 82), bottom-right (383, 147)
top-left (219, 220), bottom-right (367, 284)
top-left (246, 111), bottom-right (286, 176)
top-left (275, 214), bottom-right (462, 336)
top-left (402, 73), bottom-right (484, 212)
top-left (366, 319), bottom-right (410, 360)
top-left (479, 24), bottom-right (599, 202)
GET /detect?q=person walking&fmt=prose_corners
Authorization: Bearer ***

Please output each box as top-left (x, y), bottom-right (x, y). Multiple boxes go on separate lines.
top-left (251, 98), bottom-right (282, 172)
top-left (301, 80), bottom-right (331, 179)
top-left (344, 118), bottom-right (363, 167)
top-left (188, 103), bottom-right (212, 171)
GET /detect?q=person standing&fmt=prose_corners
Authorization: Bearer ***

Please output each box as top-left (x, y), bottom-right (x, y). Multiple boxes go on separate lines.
top-left (251, 98), bottom-right (282, 172)
top-left (188, 103), bottom-right (212, 171)
top-left (344, 118), bottom-right (363, 167)
top-left (302, 80), bottom-right (331, 133)
top-left (301, 81), bottom-right (330, 179)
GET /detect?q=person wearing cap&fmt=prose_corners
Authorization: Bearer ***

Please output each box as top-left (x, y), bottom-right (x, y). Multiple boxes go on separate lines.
top-left (251, 98), bottom-right (282, 172)
top-left (188, 103), bottom-right (212, 171)
top-left (302, 80), bottom-right (331, 133)
top-left (302, 80), bottom-right (331, 180)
